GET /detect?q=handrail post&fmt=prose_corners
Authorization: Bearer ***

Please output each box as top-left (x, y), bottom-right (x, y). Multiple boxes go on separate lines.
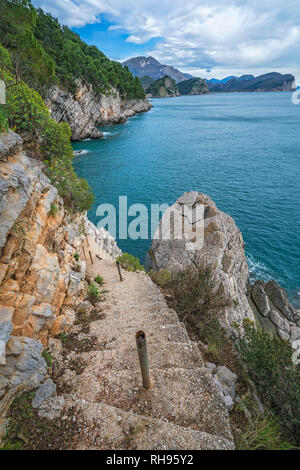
top-left (116, 261), bottom-right (123, 281)
top-left (136, 331), bottom-right (151, 389)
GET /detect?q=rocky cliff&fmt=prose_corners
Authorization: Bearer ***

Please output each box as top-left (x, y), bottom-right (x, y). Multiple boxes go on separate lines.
top-left (46, 82), bottom-right (152, 141)
top-left (149, 191), bottom-right (300, 344)
top-left (122, 56), bottom-right (193, 83)
top-left (145, 76), bottom-right (180, 98)
top-left (178, 78), bottom-right (209, 95)
top-left (0, 130), bottom-right (120, 432)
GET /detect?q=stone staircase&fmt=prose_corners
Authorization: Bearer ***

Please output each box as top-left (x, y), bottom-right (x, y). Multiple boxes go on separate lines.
top-left (66, 256), bottom-right (235, 450)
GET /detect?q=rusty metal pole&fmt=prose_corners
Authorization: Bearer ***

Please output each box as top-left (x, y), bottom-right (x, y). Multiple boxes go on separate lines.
top-left (136, 331), bottom-right (151, 389)
top-left (116, 261), bottom-right (123, 281)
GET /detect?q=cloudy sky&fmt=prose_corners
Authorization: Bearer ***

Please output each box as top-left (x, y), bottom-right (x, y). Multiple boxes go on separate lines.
top-left (32, 0), bottom-right (300, 82)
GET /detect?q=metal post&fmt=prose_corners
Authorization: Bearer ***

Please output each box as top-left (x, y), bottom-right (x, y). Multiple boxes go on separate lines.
top-left (116, 261), bottom-right (123, 282)
top-left (136, 331), bottom-right (151, 389)
top-left (89, 250), bottom-right (93, 264)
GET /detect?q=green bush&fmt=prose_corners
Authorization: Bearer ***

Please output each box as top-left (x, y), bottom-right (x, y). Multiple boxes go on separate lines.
top-left (1, 54), bottom-right (94, 213)
top-left (94, 275), bottom-right (104, 286)
top-left (0, 106), bottom-right (8, 133)
top-left (117, 253), bottom-right (145, 272)
top-left (148, 269), bottom-right (172, 286)
top-left (42, 349), bottom-right (53, 368)
top-left (166, 264), bottom-right (230, 317)
top-left (87, 283), bottom-right (100, 304)
top-left (73, 253), bottom-right (80, 262)
top-left (237, 414), bottom-right (297, 450)
top-left (240, 325), bottom-right (300, 444)
top-left (0, 0), bottom-right (145, 99)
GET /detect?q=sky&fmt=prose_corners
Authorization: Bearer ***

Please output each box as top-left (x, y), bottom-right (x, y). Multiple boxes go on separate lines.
top-left (32, 0), bottom-right (300, 83)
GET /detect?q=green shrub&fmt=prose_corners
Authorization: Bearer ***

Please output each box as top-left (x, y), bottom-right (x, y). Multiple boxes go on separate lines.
top-left (87, 283), bottom-right (100, 304)
top-left (0, 106), bottom-right (8, 133)
top-left (94, 275), bottom-right (104, 286)
top-left (59, 332), bottom-right (67, 344)
top-left (148, 269), bottom-right (172, 286)
top-left (167, 264), bottom-right (230, 318)
top-left (116, 253), bottom-right (144, 272)
top-left (42, 349), bottom-right (53, 368)
top-left (1, 50), bottom-right (94, 214)
top-left (240, 325), bottom-right (300, 444)
top-left (73, 253), bottom-right (80, 262)
top-left (237, 414), bottom-right (298, 450)
top-left (49, 203), bottom-right (58, 217)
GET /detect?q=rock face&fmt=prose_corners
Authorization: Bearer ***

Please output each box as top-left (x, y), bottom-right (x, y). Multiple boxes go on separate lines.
top-left (46, 82), bottom-right (152, 141)
top-left (250, 280), bottom-right (300, 344)
top-left (0, 130), bottom-right (121, 425)
top-left (150, 191), bottom-right (255, 329)
top-left (123, 56), bottom-right (193, 83)
top-left (146, 76), bottom-right (180, 98)
top-left (178, 78), bottom-right (209, 95)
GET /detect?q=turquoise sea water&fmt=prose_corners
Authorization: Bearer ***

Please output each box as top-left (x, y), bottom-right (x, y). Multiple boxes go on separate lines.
top-left (73, 92), bottom-right (300, 305)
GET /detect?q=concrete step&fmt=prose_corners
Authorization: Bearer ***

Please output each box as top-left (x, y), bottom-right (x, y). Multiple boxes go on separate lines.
top-left (74, 367), bottom-right (232, 441)
top-left (90, 322), bottom-right (191, 349)
top-left (75, 341), bottom-right (203, 374)
top-left (68, 399), bottom-right (234, 450)
top-left (92, 305), bottom-right (180, 329)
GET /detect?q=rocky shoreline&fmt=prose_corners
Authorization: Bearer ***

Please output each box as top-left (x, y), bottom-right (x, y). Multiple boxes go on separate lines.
top-left (46, 82), bottom-right (152, 141)
top-left (149, 191), bottom-right (300, 346)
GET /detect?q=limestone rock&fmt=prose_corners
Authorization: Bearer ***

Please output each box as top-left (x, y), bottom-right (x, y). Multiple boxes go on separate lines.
top-left (37, 395), bottom-right (65, 420)
top-left (251, 281), bottom-right (270, 316)
top-left (215, 366), bottom-right (237, 400)
top-left (150, 191), bottom-right (255, 328)
top-left (265, 280), bottom-right (299, 324)
top-left (46, 82), bottom-right (152, 141)
top-left (32, 378), bottom-right (56, 408)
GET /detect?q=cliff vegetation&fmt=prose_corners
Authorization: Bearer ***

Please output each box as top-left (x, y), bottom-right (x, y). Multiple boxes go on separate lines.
top-left (0, 0), bottom-right (145, 100)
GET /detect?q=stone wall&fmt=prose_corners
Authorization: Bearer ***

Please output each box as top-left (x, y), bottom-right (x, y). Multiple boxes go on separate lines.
top-left (46, 81), bottom-right (152, 141)
top-left (0, 130), bottom-right (120, 427)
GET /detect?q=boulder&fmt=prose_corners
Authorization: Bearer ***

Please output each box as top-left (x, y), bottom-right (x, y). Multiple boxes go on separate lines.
top-left (32, 378), bottom-right (56, 408)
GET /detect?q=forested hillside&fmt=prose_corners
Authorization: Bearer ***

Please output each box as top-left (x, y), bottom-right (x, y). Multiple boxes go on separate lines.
top-left (0, 0), bottom-right (145, 99)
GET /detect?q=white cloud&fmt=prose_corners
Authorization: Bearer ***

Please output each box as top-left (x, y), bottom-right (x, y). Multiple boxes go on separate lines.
top-left (32, 0), bottom-right (300, 73)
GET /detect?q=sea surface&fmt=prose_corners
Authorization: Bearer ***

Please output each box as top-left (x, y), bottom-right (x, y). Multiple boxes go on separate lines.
top-left (73, 92), bottom-right (300, 305)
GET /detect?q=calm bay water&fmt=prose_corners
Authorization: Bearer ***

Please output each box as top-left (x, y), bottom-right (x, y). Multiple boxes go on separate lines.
top-left (73, 92), bottom-right (300, 305)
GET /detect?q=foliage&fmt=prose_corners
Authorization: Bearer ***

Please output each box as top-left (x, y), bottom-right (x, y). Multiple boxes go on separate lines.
top-left (117, 253), bottom-right (145, 272)
top-left (240, 325), bottom-right (300, 444)
top-left (87, 283), bottom-right (100, 304)
top-left (237, 414), bottom-right (298, 450)
top-left (0, 106), bottom-right (8, 133)
top-left (177, 77), bottom-right (208, 95)
top-left (42, 349), bottom-right (53, 368)
top-left (1, 53), bottom-right (94, 213)
top-left (94, 275), bottom-right (104, 286)
top-left (148, 269), bottom-right (172, 287)
top-left (0, 0), bottom-right (145, 99)
top-left (146, 75), bottom-right (179, 97)
top-left (165, 263), bottom-right (230, 318)
top-left (73, 253), bottom-right (80, 262)
top-left (49, 203), bottom-right (58, 217)
top-left (59, 332), bottom-right (67, 344)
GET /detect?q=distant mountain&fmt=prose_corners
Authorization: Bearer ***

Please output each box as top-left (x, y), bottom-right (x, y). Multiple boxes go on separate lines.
top-left (207, 76), bottom-right (239, 84)
top-left (206, 73), bottom-right (296, 92)
top-left (122, 56), bottom-right (193, 83)
top-left (145, 76), bottom-right (180, 98)
top-left (178, 77), bottom-right (209, 95)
